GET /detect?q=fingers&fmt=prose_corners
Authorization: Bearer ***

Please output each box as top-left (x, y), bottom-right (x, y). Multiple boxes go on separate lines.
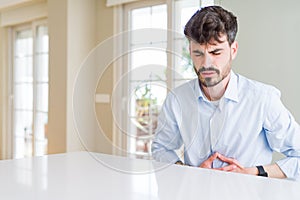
top-left (199, 152), bottom-right (219, 168)
top-left (199, 152), bottom-right (244, 171)
top-left (207, 152), bottom-right (219, 163)
top-left (217, 164), bottom-right (238, 172)
top-left (217, 153), bottom-right (244, 169)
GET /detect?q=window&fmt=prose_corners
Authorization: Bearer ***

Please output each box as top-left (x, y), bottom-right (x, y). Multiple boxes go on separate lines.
top-left (12, 21), bottom-right (49, 159)
top-left (117, 0), bottom-right (214, 158)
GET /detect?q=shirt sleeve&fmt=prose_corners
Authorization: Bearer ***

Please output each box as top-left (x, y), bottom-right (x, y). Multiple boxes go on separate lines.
top-left (151, 92), bottom-right (183, 164)
top-left (263, 88), bottom-right (300, 180)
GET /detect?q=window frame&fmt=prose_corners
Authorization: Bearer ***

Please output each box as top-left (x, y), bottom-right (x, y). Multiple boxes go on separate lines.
top-left (9, 19), bottom-right (49, 159)
top-left (112, 0), bottom-right (214, 157)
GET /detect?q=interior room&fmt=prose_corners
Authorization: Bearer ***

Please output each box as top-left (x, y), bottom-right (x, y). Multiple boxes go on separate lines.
top-left (0, 0), bottom-right (300, 199)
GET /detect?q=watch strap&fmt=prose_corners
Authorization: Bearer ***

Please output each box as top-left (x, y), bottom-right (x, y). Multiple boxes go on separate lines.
top-left (256, 165), bottom-right (268, 177)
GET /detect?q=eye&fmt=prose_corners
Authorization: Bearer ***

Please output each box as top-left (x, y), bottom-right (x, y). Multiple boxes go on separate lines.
top-left (194, 54), bottom-right (202, 57)
top-left (212, 52), bottom-right (221, 56)
top-left (209, 49), bottom-right (223, 56)
top-left (193, 52), bottom-right (204, 57)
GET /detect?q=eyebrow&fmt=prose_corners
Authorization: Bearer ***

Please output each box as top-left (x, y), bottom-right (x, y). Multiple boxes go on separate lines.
top-left (192, 48), bottom-right (223, 55)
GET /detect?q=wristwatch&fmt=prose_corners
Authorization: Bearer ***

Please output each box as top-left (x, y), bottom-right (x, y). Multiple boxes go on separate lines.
top-left (175, 160), bottom-right (184, 165)
top-left (256, 165), bottom-right (268, 177)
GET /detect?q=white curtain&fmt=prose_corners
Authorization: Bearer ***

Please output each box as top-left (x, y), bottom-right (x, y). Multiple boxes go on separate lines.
top-left (106, 0), bottom-right (139, 7)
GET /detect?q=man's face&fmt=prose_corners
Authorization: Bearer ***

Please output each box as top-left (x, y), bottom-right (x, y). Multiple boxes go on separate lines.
top-left (189, 35), bottom-right (238, 87)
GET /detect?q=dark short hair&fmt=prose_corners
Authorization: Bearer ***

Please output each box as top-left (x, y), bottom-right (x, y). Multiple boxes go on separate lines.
top-left (184, 6), bottom-right (237, 45)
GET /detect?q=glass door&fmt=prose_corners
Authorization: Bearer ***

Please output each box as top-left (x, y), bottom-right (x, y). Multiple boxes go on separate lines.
top-left (12, 22), bottom-right (49, 159)
top-left (123, 0), bottom-right (214, 159)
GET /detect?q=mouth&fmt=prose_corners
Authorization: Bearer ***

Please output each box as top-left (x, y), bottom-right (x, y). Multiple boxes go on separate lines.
top-left (194, 66), bottom-right (220, 77)
top-left (200, 70), bottom-right (217, 77)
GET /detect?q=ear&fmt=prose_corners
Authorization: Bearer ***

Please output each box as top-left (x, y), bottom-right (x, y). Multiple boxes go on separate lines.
top-left (230, 41), bottom-right (238, 60)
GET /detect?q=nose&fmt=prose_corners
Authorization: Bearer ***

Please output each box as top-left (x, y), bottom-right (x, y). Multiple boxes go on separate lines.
top-left (203, 53), bottom-right (212, 68)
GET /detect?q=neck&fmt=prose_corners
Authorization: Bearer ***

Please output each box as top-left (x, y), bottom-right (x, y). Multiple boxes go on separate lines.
top-left (200, 74), bottom-right (231, 101)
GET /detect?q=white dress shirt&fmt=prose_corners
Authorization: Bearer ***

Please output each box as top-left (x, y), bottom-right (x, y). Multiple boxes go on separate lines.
top-left (152, 70), bottom-right (300, 180)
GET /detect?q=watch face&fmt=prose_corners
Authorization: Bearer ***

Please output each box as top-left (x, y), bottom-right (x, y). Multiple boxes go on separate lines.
top-left (261, 172), bottom-right (268, 177)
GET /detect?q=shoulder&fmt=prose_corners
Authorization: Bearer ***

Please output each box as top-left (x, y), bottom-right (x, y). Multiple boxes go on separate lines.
top-left (237, 73), bottom-right (281, 98)
top-left (164, 79), bottom-right (198, 106)
top-left (171, 79), bottom-right (198, 97)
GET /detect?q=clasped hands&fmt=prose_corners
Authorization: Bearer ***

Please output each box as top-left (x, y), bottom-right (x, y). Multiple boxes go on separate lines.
top-left (199, 152), bottom-right (249, 174)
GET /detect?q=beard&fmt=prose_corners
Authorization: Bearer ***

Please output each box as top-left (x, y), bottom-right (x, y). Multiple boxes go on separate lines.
top-left (194, 66), bottom-right (222, 87)
top-left (194, 57), bottom-right (232, 88)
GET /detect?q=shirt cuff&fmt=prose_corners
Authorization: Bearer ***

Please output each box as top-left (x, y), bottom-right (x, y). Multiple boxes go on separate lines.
top-left (276, 157), bottom-right (300, 180)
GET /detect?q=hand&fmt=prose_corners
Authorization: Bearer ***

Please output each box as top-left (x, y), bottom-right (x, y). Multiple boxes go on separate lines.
top-left (217, 155), bottom-right (286, 177)
top-left (216, 153), bottom-right (245, 173)
top-left (199, 152), bottom-right (246, 173)
top-left (199, 152), bottom-right (220, 169)
top-left (199, 152), bottom-right (270, 176)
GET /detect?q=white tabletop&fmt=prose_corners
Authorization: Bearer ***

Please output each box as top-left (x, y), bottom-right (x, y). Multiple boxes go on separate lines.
top-left (0, 151), bottom-right (299, 200)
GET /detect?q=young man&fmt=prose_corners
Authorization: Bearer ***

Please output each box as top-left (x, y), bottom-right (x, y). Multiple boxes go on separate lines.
top-left (151, 6), bottom-right (300, 180)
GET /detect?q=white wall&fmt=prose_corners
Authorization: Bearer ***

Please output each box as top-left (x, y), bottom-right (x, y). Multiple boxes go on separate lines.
top-left (219, 0), bottom-right (300, 122)
top-left (67, 0), bottom-right (113, 154)
top-left (219, 0), bottom-right (300, 161)
top-left (66, 0), bottom-right (97, 152)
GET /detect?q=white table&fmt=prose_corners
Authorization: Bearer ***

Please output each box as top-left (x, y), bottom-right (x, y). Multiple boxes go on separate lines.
top-left (0, 151), bottom-right (299, 200)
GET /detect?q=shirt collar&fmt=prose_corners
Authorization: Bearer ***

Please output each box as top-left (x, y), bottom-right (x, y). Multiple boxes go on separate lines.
top-left (224, 70), bottom-right (239, 102)
top-left (194, 79), bottom-right (205, 100)
top-left (194, 70), bottom-right (239, 103)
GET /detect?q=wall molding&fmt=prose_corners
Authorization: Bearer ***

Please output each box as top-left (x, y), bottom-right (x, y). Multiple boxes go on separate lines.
top-left (0, 1), bottom-right (47, 27)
